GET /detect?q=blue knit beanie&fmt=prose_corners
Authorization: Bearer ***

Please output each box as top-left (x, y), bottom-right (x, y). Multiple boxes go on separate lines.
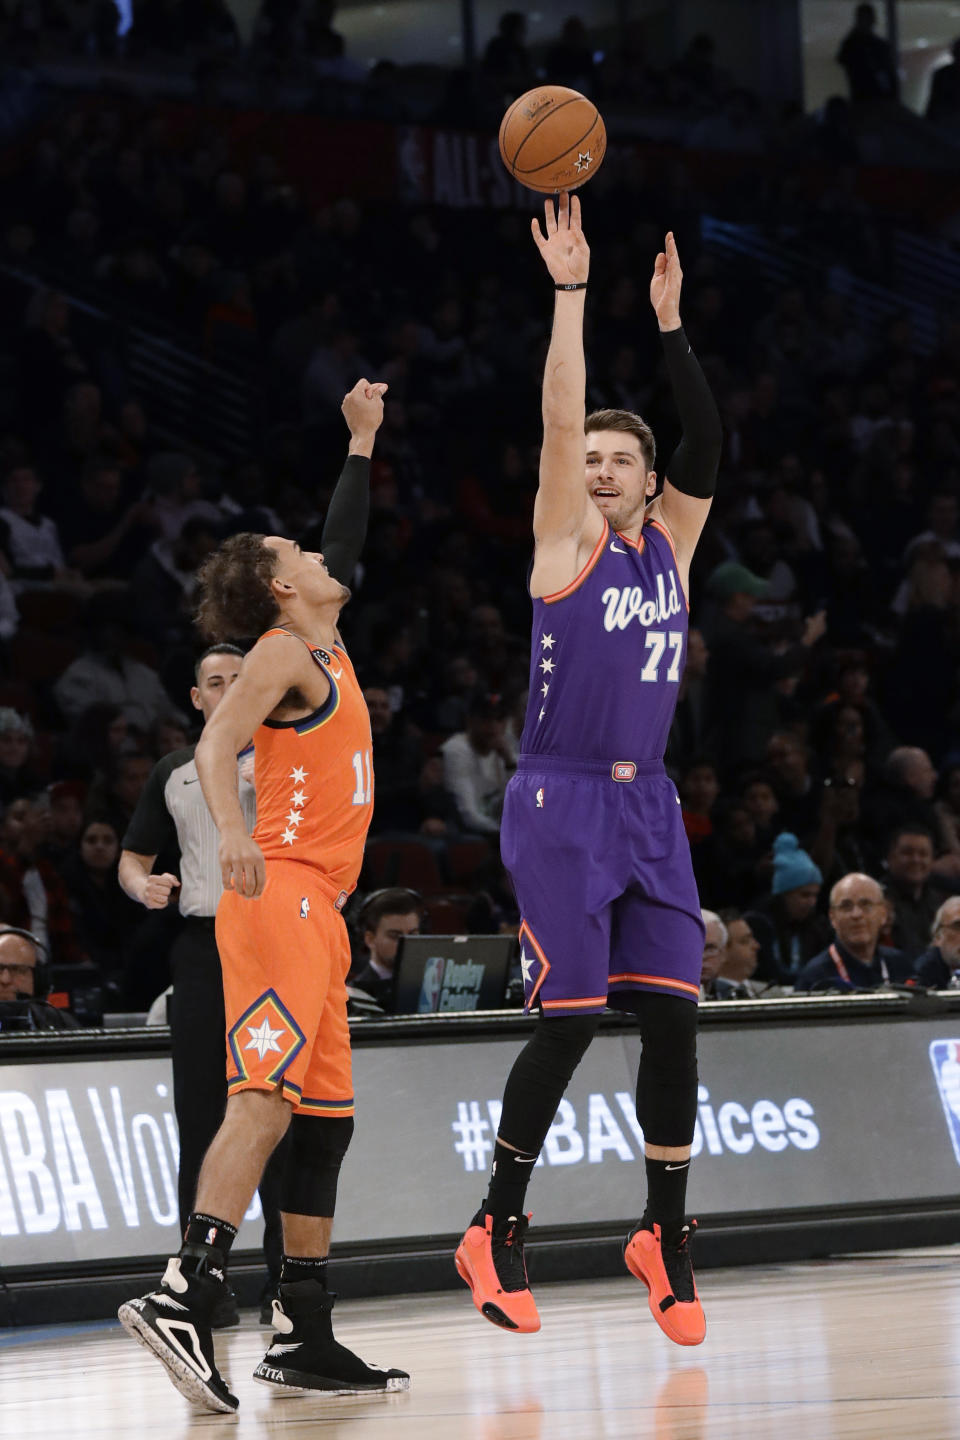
top-left (771, 832), bottom-right (822, 895)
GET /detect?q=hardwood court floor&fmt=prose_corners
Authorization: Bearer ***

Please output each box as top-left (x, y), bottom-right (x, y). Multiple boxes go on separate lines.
top-left (3, 1248), bottom-right (959, 1440)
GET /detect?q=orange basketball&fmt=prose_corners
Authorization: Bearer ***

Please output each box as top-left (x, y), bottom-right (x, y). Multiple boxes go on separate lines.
top-left (499, 86), bottom-right (606, 194)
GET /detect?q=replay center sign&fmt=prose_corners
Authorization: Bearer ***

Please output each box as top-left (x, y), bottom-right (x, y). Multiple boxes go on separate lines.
top-left (2, 1022), bottom-right (960, 1267)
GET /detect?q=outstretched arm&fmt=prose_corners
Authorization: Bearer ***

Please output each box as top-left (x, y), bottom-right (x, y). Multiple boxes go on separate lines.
top-left (320, 379), bottom-right (387, 585)
top-left (647, 234), bottom-right (723, 574)
top-left (531, 193), bottom-right (594, 548)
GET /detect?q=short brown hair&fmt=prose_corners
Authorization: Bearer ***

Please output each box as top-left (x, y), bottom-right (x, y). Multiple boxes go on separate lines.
top-left (195, 532), bottom-right (280, 641)
top-left (584, 408), bottom-right (656, 471)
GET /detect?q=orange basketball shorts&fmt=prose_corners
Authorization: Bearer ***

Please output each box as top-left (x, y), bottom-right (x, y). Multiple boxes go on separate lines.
top-left (217, 861), bottom-right (353, 1118)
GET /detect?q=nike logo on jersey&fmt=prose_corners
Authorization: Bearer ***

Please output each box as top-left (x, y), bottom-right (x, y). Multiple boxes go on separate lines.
top-left (183, 778), bottom-right (200, 785)
top-left (610, 541), bottom-right (627, 554)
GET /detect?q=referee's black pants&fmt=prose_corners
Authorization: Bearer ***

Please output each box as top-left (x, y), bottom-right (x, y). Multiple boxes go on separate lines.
top-left (169, 917), bottom-right (286, 1283)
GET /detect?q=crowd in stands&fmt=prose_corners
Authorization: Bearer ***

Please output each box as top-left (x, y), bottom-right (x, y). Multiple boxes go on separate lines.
top-left (0, 11), bottom-right (959, 1022)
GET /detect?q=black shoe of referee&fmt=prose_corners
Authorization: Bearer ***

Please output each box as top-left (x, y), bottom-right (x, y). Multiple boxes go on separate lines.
top-left (118, 1248), bottom-right (239, 1413)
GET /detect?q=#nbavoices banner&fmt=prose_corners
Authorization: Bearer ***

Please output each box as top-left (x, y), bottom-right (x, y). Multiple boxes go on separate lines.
top-left (1, 1020), bottom-right (959, 1268)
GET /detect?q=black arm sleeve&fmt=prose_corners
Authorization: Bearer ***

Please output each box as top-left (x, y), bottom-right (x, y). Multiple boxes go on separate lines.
top-left (320, 455), bottom-right (371, 585)
top-left (660, 327), bottom-right (723, 499)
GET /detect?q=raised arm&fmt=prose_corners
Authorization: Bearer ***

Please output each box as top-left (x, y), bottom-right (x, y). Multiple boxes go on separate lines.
top-left (529, 195), bottom-right (603, 593)
top-left (320, 379), bottom-right (387, 585)
top-left (646, 233), bottom-right (723, 579)
top-left (196, 632), bottom-right (327, 898)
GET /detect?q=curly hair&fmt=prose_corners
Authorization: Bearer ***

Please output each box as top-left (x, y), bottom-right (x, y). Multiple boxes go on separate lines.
top-left (195, 532), bottom-right (280, 641)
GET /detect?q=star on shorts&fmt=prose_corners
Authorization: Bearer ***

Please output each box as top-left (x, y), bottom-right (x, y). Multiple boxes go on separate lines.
top-left (244, 1018), bottom-right (286, 1061)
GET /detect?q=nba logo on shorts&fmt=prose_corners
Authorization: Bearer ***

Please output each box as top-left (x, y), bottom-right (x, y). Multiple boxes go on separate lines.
top-left (300, 896), bottom-right (310, 919)
top-left (929, 1040), bottom-right (960, 1165)
top-left (536, 787), bottom-right (544, 809)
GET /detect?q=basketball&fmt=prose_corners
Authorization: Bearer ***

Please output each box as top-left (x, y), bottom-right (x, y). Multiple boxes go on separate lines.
top-left (499, 86), bottom-right (606, 194)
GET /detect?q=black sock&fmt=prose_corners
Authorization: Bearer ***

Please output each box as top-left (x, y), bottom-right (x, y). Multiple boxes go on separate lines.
top-left (485, 1138), bottom-right (538, 1221)
top-left (642, 1157), bottom-right (690, 1234)
top-left (280, 1255), bottom-right (328, 1287)
top-left (180, 1212), bottom-right (237, 1275)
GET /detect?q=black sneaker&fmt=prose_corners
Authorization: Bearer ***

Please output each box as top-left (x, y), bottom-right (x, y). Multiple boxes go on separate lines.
top-left (118, 1252), bottom-right (239, 1413)
top-left (259, 1282), bottom-right (279, 1327)
top-left (252, 1279), bottom-right (410, 1395)
top-left (211, 1282), bottom-right (240, 1329)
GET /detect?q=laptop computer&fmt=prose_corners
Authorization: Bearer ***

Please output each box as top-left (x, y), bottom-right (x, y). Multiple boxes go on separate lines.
top-left (392, 934), bottom-right (515, 1015)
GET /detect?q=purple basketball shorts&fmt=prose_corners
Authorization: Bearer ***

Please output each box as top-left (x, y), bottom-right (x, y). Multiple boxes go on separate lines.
top-left (501, 756), bottom-right (704, 1015)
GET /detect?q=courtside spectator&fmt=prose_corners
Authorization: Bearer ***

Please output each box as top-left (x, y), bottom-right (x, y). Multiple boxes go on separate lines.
top-left (912, 897), bottom-right (960, 989)
top-left (0, 795), bottom-right (82, 964)
top-left (795, 873), bottom-right (910, 992)
top-left (717, 910), bottom-right (762, 996)
top-left (364, 685), bottom-right (423, 835)
top-left (0, 925), bottom-right (78, 1032)
top-left (0, 463), bottom-right (73, 587)
top-left (926, 38), bottom-right (960, 125)
top-left (54, 594), bottom-right (186, 733)
top-left (764, 732), bottom-right (819, 839)
top-left (883, 825), bottom-right (957, 960)
top-left (745, 832), bottom-right (829, 982)
top-left (702, 561), bottom-right (826, 768)
top-left (350, 887), bottom-right (422, 1010)
top-left (836, 3), bottom-right (899, 103)
top-left (441, 695), bottom-right (509, 838)
top-left (0, 710), bottom-right (43, 804)
top-left (61, 817), bottom-right (145, 980)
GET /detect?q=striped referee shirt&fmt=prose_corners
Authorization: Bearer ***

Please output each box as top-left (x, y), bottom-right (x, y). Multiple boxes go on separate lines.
top-left (122, 746), bottom-right (256, 919)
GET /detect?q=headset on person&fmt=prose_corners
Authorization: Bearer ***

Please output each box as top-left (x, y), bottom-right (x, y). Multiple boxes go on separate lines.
top-left (356, 888), bottom-right (423, 933)
top-left (0, 926), bottom-right (51, 999)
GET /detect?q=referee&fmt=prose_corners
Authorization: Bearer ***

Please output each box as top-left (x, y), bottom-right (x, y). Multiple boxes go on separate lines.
top-left (119, 379), bottom-right (382, 1322)
top-left (120, 644), bottom-right (277, 1322)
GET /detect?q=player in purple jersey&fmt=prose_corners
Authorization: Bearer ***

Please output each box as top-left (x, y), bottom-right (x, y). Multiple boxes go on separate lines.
top-left (455, 194), bottom-right (722, 1346)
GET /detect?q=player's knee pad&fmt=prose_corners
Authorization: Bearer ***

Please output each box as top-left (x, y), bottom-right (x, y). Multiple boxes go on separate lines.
top-left (530, 1013), bottom-right (602, 1082)
top-left (633, 994), bottom-right (699, 1147)
top-left (498, 1013), bottom-right (601, 1153)
top-left (279, 1114), bottom-right (355, 1217)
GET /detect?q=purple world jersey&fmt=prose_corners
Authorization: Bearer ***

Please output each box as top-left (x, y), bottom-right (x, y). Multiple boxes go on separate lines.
top-left (520, 517), bottom-right (687, 762)
top-left (502, 513), bottom-right (704, 1014)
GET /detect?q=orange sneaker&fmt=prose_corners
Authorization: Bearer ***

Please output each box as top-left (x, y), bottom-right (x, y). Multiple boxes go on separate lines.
top-left (624, 1220), bottom-right (705, 1346)
top-left (455, 1209), bottom-right (541, 1333)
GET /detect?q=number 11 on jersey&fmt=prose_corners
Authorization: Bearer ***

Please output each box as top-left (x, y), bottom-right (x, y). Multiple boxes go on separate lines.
top-left (351, 749), bottom-right (372, 805)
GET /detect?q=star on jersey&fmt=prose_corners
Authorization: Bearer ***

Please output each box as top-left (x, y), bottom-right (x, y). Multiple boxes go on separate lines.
top-left (538, 707), bottom-right (546, 722)
top-left (289, 766), bottom-right (308, 785)
top-left (285, 810), bottom-right (303, 827)
top-left (574, 151), bottom-right (593, 174)
top-left (244, 1017), bottom-right (286, 1061)
top-left (540, 681), bottom-right (549, 697)
top-left (291, 789), bottom-right (306, 808)
top-left (539, 657), bottom-right (555, 674)
top-left (540, 633), bottom-right (554, 650)
top-left (281, 827), bottom-right (298, 845)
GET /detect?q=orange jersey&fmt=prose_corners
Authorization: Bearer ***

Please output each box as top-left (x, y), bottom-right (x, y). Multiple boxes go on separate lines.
top-left (252, 629), bottom-right (373, 901)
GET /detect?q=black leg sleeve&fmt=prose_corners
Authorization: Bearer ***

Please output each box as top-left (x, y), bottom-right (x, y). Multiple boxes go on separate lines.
top-left (631, 992), bottom-right (699, 1148)
top-left (169, 925), bottom-right (227, 1233)
top-left (497, 1014), bottom-right (601, 1154)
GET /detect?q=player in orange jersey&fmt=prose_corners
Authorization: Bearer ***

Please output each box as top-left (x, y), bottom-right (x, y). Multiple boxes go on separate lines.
top-left (118, 381), bottom-right (409, 1413)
